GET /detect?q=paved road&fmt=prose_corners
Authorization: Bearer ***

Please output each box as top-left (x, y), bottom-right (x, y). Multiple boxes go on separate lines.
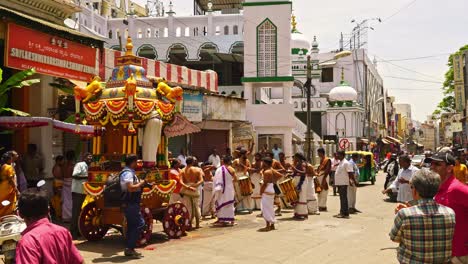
top-left (78, 172), bottom-right (399, 263)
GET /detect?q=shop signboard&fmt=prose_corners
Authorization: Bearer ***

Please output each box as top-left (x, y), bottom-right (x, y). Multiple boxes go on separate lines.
top-left (453, 54), bottom-right (465, 112)
top-left (5, 23), bottom-right (98, 81)
top-left (182, 91), bottom-right (203, 122)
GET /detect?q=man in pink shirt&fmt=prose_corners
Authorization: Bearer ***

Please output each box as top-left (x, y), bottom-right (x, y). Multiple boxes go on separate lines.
top-left (16, 189), bottom-right (83, 264)
top-left (426, 152), bottom-right (468, 263)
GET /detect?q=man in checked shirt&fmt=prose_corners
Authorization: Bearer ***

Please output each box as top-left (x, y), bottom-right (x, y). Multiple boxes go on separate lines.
top-left (390, 169), bottom-right (455, 264)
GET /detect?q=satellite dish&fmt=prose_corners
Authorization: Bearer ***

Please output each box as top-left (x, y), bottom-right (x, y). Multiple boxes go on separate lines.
top-left (64, 18), bottom-right (79, 30)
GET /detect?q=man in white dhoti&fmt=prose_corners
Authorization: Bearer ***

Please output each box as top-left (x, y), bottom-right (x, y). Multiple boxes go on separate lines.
top-left (348, 153), bottom-right (360, 214)
top-left (232, 150), bottom-right (253, 213)
top-left (306, 163), bottom-right (320, 215)
top-left (316, 148), bottom-right (331, 211)
top-left (249, 153), bottom-right (263, 210)
top-left (180, 157), bottom-right (203, 229)
top-left (62, 150), bottom-right (75, 222)
top-left (213, 156), bottom-right (236, 227)
top-left (201, 162), bottom-right (216, 218)
top-left (260, 157), bottom-right (283, 231)
top-left (291, 153), bottom-right (308, 220)
top-left (382, 155), bottom-right (419, 203)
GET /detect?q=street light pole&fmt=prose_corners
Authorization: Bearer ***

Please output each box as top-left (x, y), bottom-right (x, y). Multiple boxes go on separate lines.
top-left (305, 55), bottom-right (312, 162)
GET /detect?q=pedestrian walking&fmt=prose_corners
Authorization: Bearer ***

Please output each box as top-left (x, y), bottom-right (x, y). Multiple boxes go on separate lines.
top-left (390, 169), bottom-right (455, 264)
top-left (120, 154), bottom-right (146, 258)
top-left (333, 150), bottom-right (354, 219)
top-left (348, 153), bottom-right (361, 214)
top-left (70, 153), bottom-right (92, 239)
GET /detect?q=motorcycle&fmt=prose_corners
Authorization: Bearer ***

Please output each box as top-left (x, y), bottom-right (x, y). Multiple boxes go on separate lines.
top-left (0, 201), bottom-right (25, 264)
top-left (0, 180), bottom-right (46, 264)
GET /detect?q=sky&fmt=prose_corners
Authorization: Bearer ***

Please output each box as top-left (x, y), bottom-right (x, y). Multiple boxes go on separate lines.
top-left (132, 0), bottom-right (468, 122)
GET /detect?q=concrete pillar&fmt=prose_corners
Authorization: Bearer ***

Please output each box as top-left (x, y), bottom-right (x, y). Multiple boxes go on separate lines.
top-left (284, 131), bottom-right (293, 162)
top-left (207, 11), bottom-right (213, 36)
top-left (244, 82), bottom-right (253, 104)
top-left (28, 75), bottom-right (56, 180)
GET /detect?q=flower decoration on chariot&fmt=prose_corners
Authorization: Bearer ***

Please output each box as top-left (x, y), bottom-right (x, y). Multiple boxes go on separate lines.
top-left (123, 74), bottom-right (139, 98)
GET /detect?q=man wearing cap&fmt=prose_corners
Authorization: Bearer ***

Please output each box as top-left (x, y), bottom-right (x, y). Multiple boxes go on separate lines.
top-left (398, 151), bottom-right (468, 263)
top-left (430, 152), bottom-right (468, 263)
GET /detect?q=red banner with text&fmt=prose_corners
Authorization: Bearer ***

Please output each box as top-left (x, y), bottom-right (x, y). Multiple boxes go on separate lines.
top-left (5, 23), bottom-right (98, 81)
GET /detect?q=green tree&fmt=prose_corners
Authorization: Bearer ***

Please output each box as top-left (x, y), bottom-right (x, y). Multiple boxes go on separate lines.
top-left (0, 68), bottom-right (40, 116)
top-left (433, 45), bottom-right (468, 119)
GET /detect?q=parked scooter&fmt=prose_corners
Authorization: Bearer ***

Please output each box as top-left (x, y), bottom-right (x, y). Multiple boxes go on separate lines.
top-left (0, 180), bottom-right (46, 264)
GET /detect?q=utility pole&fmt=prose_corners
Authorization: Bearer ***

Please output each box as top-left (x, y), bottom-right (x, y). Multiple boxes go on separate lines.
top-left (305, 55), bottom-right (312, 162)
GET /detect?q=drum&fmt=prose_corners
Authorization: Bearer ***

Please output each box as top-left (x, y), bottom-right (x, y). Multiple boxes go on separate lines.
top-left (278, 178), bottom-right (298, 204)
top-left (238, 176), bottom-right (253, 196)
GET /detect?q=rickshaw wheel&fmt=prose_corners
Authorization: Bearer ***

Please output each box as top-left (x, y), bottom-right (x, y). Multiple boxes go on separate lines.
top-left (78, 201), bottom-right (109, 241)
top-left (122, 207), bottom-right (153, 247)
top-left (163, 202), bottom-right (190, 239)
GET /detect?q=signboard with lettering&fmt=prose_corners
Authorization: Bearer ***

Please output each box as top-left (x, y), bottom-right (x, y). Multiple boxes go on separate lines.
top-left (182, 91), bottom-right (203, 122)
top-left (5, 23), bottom-right (98, 81)
top-left (453, 54), bottom-right (465, 112)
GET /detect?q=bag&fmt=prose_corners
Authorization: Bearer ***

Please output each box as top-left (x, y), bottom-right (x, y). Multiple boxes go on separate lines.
top-left (103, 169), bottom-right (131, 207)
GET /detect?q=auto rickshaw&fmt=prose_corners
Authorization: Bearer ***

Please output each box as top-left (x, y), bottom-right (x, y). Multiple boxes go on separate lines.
top-left (346, 151), bottom-right (376, 185)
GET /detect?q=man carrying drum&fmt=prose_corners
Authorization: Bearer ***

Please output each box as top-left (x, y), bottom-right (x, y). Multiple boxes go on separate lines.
top-left (232, 149), bottom-right (253, 213)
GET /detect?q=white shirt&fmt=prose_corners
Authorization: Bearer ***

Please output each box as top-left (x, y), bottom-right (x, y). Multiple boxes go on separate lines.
top-left (272, 148), bottom-right (282, 161)
top-left (334, 159), bottom-right (354, 186)
top-left (331, 158), bottom-right (340, 172)
top-left (177, 155), bottom-right (187, 166)
top-left (389, 165), bottom-right (419, 202)
top-left (208, 154), bottom-right (221, 168)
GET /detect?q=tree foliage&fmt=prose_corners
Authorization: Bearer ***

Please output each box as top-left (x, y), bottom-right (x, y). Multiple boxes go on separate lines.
top-left (0, 68), bottom-right (40, 116)
top-left (433, 44), bottom-right (468, 119)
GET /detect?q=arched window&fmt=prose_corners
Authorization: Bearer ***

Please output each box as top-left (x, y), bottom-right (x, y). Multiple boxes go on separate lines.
top-left (215, 26), bottom-right (220, 35)
top-left (198, 43), bottom-right (219, 61)
top-left (176, 27), bottom-right (181, 37)
top-left (167, 44), bottom-right (188, 64)
top-left (137, 28), bottom-right (142, 38)
top-left (230, 42), bottom-right (244, 56)
top-left (193, 27), bottom-right (199, 36)
top-left (146, 28), bottom-right (151, 38)
top-left (108, 30), bottom-right (113, 39)
top-left (224, 25), bottom-right (229, 35)
top-left (185, 27), bottom-right (190, 36)
top-left (257, 19), bottom-right (277, 77)
top-left (154, 28), bottom-right (160, 38)
top-left (164, 27), bottom-right (168, 37)
top-left (233, 25), bottom-right (239, 35)
top-left (137, 45), bottom-right (157, 60)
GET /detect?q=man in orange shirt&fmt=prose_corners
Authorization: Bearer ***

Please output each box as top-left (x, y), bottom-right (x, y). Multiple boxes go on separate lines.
top-left (454, 157), bottom-right (467, 184)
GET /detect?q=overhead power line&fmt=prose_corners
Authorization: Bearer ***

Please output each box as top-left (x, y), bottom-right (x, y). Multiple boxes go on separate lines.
top-left (382, 0), bottom-right (418, 22)
top-left (383, 76), bottom-right (443, 84)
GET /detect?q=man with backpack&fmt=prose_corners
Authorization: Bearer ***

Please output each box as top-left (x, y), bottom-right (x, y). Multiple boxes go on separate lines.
top-left (120, 155), bottom-right (146, 258)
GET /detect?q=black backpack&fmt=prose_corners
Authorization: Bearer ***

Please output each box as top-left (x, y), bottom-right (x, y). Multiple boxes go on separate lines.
top-left (103, 169), bottom-right (131, 207)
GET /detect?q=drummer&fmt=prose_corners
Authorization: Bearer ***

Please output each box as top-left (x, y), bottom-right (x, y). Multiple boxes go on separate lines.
top-left (291, 153), bottom-right (309, 220)
top-left (249, 153), bottom-right (263, 211)
top-left (232, 149), bottom-right (253, 213)
top-left (265, 152), bottom-right (286, 215)
top-left (260, 157), bottom-right (283, 231)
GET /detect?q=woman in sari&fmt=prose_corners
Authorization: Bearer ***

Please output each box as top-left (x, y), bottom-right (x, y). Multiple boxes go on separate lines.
top-left (0, 151), bottom-right (19, 217)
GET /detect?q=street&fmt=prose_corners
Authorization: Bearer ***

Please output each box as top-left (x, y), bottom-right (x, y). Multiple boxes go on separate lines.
top-left (78, 172), bottom-right (399, 264)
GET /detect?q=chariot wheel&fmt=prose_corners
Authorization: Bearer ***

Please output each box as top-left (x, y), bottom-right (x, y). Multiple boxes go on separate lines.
top-left (78, 201), bottom-right (109, 241)
top-left (162, 202), bottom-right (191, 239)
top-left (122, 207), bottom-right (153, 247)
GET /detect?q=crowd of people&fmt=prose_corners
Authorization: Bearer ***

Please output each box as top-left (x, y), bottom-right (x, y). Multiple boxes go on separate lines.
top-left (384, 149), bottom-right (468, 264)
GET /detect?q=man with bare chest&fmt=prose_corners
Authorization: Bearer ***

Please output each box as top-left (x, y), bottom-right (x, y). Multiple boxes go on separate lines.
top-left (249, 153), bottom-right (263, 210)
top-left (260, 157), bottom-right (284, 231)
top-left (201, 162), bottom-right (216, 218)
top-left (232, 149), bottom-right (253, 213)
top-left (180, 156), bottom-right (204, 229)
